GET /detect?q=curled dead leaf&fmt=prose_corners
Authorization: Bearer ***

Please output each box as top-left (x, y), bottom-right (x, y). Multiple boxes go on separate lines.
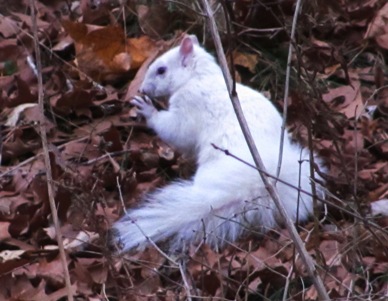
top-left (365, 3), bottom-right (388, 38)
top-left (5, 103), bottom-right (37, 126)
top-left (62, 21), bottom-right (158, 83)
top-left (233, 50), bottom-right (259, 73)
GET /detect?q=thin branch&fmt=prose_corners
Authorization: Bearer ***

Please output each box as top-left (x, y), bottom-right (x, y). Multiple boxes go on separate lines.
top-left (282, 264), bottom-right (294, 300)
top-left (199, 0), bottom-right (329, 299)
top-left (83, 149), bottom-right (132, 165)
top-left (212, 143), bottom-right (388, 236)
top-left (129, 219), bottom-right (179, 265)
top-left (114, 180), bottom-right (178, 265)
top-left (29, 1), bottom-right (74, 300)
top-left (276, 0), bottom-right (303, 181)
top-left (179, 259), bottom-right (194, 301)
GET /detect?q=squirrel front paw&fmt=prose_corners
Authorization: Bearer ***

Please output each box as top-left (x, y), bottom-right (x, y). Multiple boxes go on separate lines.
top-left (131, 95), bottom-right (157, 119)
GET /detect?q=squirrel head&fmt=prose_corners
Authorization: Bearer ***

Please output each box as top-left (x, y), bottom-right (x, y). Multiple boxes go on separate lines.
top-left (139, 35), bottom-right (201, 98)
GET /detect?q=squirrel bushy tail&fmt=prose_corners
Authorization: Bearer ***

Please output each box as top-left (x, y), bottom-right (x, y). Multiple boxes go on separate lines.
top-left (114, 178), bottom-right (252, 252)
top-left (114, 175), bottom-right (271, 251)
top-left (114, 154), bottom-right (315, 252)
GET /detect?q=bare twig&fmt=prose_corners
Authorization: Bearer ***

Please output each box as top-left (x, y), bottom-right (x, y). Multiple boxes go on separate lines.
top-left (29, 1), bottom-right (74, 300)
top-left (129, 219), bottom-right (179, 265)
top-left (84, 149), bottom-right (132, 165)
top-left (115, 178), bottom-right (178, 264)
top-left (199, 0), bottom-right (329, 299)
top-left (0, 135), bottom-right (117, 178)
top-left (212, 143), bottom-right (388, 236)
top-left (283, 264), bottom-right (294, 300)
top-left (116, 176), bottom-right (127, 215)
top-left (179, 260), bottom-right (194, 301)
top-left (276, 0), bottom-right (303, 181)
top-left (114, 175), bottom-right (181, 290)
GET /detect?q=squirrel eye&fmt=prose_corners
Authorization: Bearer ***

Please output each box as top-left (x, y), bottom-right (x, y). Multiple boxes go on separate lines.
top-left (156, 66), bottom-right (166, 75)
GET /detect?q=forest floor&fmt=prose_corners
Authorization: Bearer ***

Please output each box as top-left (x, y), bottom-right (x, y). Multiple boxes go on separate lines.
top-left (1, 0), bottom-right (388, 300)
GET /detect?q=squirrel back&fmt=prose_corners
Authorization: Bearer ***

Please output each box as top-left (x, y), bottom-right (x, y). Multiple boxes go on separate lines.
top-left (113, 35), bottom-right (324, 252)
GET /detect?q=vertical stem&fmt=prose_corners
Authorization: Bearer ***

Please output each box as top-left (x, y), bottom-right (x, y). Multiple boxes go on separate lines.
top-left (276, 0), bottom-right (303, 181)
top-left (199, 0), bottom-right (329, 299)
top-left (29, 1), bottom-right (74, 300)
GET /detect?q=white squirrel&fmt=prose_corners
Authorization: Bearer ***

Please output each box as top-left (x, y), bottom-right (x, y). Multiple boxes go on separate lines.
top-left (113, 35), bottom-right (324, 252)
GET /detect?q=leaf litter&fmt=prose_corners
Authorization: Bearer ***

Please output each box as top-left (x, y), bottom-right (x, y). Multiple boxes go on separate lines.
top-left (0, 0), bottom-right (388, 300)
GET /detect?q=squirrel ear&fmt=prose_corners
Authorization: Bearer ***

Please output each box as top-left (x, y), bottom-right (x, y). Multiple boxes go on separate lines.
top-left (179, 36), bottom-right (195, 67)
top-left (189, 35), bottom-right (199, 45)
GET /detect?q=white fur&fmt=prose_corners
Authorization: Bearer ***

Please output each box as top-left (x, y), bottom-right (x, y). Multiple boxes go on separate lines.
top-left (113, 36), bottom-right (324, 252)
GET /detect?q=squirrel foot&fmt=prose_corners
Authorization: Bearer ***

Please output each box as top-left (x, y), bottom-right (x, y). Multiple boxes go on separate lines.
top-left (131, 95), bottom-right (157, 119)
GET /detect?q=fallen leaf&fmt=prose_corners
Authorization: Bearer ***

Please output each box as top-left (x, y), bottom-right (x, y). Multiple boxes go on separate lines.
top-left (5, 103), bottom-right (38, 126)
top-left (62, 21), bottom-right (157, 83)
top-left (233, 50), bottom-right (259, 73)
top-left (322, 81), bottom-right (364, 118)
top-left (365, 2), bottom-right (388, 38)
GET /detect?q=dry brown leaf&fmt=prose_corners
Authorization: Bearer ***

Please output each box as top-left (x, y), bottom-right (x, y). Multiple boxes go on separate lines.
top-left (233, 51), bottom-right (259, 73)
top-left (0, 15), bottom-right (20, 38)
top-left (1, 1), bottom-right (388, 300)
top-left (5, 103), bottom-right (38, 126)
top-left (322, 81), bottom-right (364, 118)
top-left (62, 21), bottom-right (157, 83)
top-left (375, 33), bottom-right (388, 49)
top-left (7, 76), bottom-right (37, 107)
top-left (365, 2), bottom-right (388, 38)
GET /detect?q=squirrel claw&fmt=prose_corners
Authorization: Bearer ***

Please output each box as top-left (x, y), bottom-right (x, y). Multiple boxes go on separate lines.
top-left (131, 95), bottom-right (156, 119)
